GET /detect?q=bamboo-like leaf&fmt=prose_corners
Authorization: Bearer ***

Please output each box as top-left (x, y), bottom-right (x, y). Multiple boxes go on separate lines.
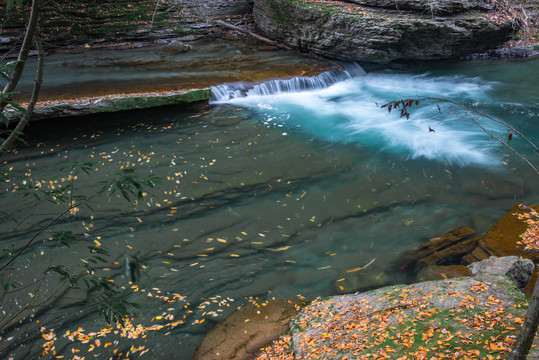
top-left (4, 100), bottom-right (28, 114)
top-left (0, 70), bottom-right (11, 83)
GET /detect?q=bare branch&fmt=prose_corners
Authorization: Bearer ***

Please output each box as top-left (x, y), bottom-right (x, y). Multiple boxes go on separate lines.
top-left (0, 30), bottom-right (44, 153)
top-left (1, 0), bottom-right (41, 112)
top-left (380, 97), bottom-right (539, 176)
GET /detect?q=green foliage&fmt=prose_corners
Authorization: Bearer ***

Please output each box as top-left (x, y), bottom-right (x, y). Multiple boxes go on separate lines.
top-left (103, 168), bottom-right (161, 202)
top-left (1, 164), bottom-right (162, 328)
top-left (6, 0), bottom-right (23, 11)
top-left (45, 265), bottom-right (78, 286)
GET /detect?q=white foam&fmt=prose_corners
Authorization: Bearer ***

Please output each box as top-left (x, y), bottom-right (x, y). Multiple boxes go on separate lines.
top-left (212, 68), bottom-right (503, 166)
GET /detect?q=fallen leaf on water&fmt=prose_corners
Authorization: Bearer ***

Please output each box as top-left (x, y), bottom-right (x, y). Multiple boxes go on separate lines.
top-left (346, 258), bottom-right (376, 273)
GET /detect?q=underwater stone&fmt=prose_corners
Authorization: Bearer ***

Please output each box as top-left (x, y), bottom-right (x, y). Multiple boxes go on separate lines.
top-left (193, 299), bottom-right (304, 360)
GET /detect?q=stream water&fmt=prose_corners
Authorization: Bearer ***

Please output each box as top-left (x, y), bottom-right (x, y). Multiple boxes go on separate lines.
top-left (1, 46), bottom-right (538, 359)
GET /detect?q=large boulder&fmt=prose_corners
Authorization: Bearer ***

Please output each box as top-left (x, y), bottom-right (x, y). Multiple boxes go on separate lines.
top-left (253, 0), bottom-right (515, 63)
top-left (468, 256), bottom-right (535, 289)
top-left (257, 275), bottom-right (533, 359)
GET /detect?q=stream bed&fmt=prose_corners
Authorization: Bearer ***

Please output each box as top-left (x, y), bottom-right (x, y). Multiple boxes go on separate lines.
top-left (1, 46), bottom-right (538, 359)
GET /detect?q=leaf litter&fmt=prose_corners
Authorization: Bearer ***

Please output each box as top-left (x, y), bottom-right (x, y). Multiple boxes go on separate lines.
top-left (255, 275), bottom-right (532, 360)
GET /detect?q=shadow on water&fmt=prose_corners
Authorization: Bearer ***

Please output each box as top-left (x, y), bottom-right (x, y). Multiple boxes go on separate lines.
top-left (1, 58), bottom-right (538, 359)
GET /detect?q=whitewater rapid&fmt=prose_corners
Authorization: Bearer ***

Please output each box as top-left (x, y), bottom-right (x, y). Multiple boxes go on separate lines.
top-left (211, 64), bottom-right (506, 166)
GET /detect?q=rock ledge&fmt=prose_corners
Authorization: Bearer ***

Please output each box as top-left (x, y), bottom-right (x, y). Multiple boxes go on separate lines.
top-left (254, 0), bottom-right (516, 63)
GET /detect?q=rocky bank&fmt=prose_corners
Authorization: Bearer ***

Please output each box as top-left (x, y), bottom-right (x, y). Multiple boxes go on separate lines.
top-left (0, 0), bottom-right (255, 52)
top-left (194, 205), bottom-right (539, 360)
top-left (254, 0), bottom-right (518, 63)
top-left (255, 274), bottom-right (536, 359)
top-left (2, 0), bottom-right (536, 62)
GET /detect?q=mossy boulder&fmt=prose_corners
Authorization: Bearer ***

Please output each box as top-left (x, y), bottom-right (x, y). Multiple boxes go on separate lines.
top-left (257, 275), bottom-right (534, 359)
top-left (254, 0), bottom-right (515, 63)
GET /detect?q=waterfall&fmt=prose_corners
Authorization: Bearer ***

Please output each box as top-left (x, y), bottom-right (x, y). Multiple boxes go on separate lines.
top-left (207, 63), bottom-right (506, 166)
top-left (210, 63), bottom-right (366, 103)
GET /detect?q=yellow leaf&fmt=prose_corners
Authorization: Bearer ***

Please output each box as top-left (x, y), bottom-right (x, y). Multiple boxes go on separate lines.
top-left (346, 258), bottom-right (375, 272)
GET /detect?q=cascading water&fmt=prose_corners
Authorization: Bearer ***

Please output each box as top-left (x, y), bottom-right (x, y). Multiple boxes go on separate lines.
top-left (210, 63), bottom-right (366, 102)
top-left (210, 63), bottom-right (515, 167)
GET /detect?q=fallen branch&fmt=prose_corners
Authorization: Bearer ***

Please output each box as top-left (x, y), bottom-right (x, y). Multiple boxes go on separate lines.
top-left (215, 20), bottom-right (293, 51)
top-left (215, 20), bottom-right (344, 70)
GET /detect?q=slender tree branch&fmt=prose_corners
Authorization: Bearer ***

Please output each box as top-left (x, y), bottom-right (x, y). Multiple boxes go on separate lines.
top-left (0, 30), bottom-right (44, 153)
top-left (433, 97), bottom-right (539, 154)
top-left (508, 271), bottom-right (539, 360)
top-left (150, 0), bottom-right (161, 28)
top-left (0, 190), bottom-right (100, 272)
top-left (1, 0), bottom-right (41, 112)
top-left (381, 97), bottom-right (539, 176)
top-left (459, 107), bottom-right (539, 175)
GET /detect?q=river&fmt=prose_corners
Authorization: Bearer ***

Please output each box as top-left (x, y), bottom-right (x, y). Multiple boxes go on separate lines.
top-left (1, 43), bottom-right (538, 359)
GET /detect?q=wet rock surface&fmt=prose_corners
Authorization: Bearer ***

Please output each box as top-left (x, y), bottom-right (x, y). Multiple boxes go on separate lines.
top-left (162, 40), bottom-right (193, 54)
top-left (480, 203), bottom-right (539, 262)
top-left (192, 299), bottom-right (304, 360)
top-left (398, 203), bottom-right (539, 289)
top-left (254, 0), bottom-right (515, 63)
top-left (7, 89), bottom-right (212, 122)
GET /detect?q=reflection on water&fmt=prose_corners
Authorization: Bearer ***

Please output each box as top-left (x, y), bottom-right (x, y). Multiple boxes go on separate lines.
top-left (1, 59), bottom-right (538, 359)
top-left (14, 38), bottom-right (331, 102)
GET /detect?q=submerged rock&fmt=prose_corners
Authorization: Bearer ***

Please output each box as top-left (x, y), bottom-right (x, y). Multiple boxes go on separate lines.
top-left (398, 226), bottom-right (478, 270)
top-left (193, 299), bottom-right (304, 360)
top-left (479, 203), bottom-right (539, 262)
top-left (253, 0), bottom-right (515, 63)
top-left (417, 264), bottom-right (470, 281)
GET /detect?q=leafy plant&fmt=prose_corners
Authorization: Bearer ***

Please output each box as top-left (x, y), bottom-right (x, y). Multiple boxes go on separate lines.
top-left (1, 164), bottom-right (161, 338)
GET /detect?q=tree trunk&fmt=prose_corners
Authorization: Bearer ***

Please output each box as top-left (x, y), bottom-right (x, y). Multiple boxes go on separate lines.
top-left (1, 0), bottom-right (41, 112)
top-left (509, 270), bottom-right (539, 360)
top-left (0, 31), bottom-right (44, 153)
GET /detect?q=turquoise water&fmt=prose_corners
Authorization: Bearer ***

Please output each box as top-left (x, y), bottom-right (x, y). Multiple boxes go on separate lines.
top-left (1, 59), bottom-right (538, 359)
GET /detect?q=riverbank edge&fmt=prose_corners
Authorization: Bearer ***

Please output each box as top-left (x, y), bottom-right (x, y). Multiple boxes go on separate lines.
top-left (8, 46), bottom-right (538, 123)
top-left (193, 203), bottom-right (539, 360)
top-left (256, 273), bottom-right (536, 359)
top-left (6, 88), bottom-right (212, 122)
